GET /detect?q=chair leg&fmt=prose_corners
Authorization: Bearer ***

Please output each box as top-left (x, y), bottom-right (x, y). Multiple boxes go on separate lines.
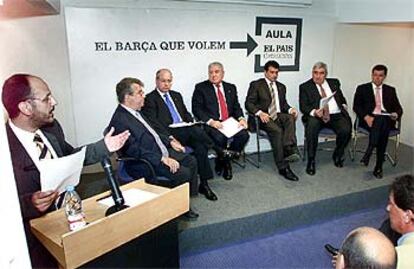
top-left (394, 135), bottom-right (400, 166)
top-left (352, 132), bottom-right (358, 162)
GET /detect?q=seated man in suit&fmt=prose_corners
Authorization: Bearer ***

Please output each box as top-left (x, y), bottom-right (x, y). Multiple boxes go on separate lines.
top-left (353, 64), bottom-right (403, 179)
top-left (299, 62), bottom-right (352, 176)
top-left (142, 68), bottom-right (217, 201)
top-left (2, 74), bottom-right (130, 268)
top-left (107, 77), bottom-right (199, 218)
top-left (245, 60), bottom-right (299, 181)
top-left (192, 62), bottom-right (249, 180)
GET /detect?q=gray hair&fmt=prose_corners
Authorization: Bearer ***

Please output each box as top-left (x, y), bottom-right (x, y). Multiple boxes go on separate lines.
top-left (312, 61), bottom-right (328, 74)
top-left (116, 77), bottom-right (144, 103)
top-left (208, 61), bottom-right (224, 71)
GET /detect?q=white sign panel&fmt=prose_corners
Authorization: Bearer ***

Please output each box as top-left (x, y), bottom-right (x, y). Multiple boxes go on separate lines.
top-left (65, 7), bottom-right (302, 145)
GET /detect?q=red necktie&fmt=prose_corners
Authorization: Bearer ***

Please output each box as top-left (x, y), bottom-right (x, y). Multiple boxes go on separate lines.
top-left (216, 84), bottom-right (229, 120)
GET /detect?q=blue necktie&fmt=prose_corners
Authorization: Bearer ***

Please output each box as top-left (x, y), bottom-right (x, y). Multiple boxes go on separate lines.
top-left (164, 94), bottom-right (182, 124)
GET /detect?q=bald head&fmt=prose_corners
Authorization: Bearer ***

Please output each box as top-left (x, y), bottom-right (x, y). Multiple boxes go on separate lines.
top-left (337, 227), bottom-right (396, 269)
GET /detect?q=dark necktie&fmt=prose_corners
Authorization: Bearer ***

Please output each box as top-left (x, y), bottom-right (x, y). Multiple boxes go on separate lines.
top-left (216, 84), bottom-right (229, 120)
top-left (33, 134), bottom-right (53, 160)
top-left (164, 93), bottom-right (182, 124)
top-left (319, 85), bottom-right (330, 123)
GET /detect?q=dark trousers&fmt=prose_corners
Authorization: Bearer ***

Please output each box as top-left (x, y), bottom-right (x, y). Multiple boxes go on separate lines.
top-left (359, 115), bottom-right (392, 168)
top-left (260, 113), bottom-right (297, 169)
top-left (154, 149), bottom-right (198, 196)
top-left (170, 125), bottom-right (214, 181)
top-left (205, 125), bottom-right (249, 153)
top-left (305, 113), bottom-right (352, 160)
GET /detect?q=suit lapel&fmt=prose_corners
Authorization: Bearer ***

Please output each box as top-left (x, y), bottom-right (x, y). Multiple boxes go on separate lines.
top-left (155, 91), bottom-right (173, 123)
top-left (260, 79), bottom-right (272, 101)
top-left (208, 82), bottom-right (220, 115)
top-left (170, 91), bottom-right (185, 119)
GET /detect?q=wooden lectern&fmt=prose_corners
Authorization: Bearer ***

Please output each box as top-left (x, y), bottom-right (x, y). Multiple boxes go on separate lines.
top-left (30, 180), bottom-right (189, 269)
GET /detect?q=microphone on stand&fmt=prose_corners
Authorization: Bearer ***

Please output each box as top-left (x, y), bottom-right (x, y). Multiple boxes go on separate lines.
top-left (101, 157), bottom-right (129, 216)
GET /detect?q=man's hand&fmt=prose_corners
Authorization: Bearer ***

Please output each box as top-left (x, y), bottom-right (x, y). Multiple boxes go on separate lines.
top-left (259, 112), bottom-right (271, 123)
top-left (209, 120), bottom-right (223, 129)
top-left (289, 108), bottom-right (299, 119)
top-left (170, 138), bottom-right (185, 152)
top-left (364, 115), bottom-right (374, 127)
top-left (238, 118), bottom-right (248, 129)
top-left (32, 190), bottom-right (59, 212)
top-left (161, 157), bottom-right (180, 173)
top-left (104, 127), bottom-right (130, 152)
top-left (390, 112), bottom-right (398, 121)
top-left (314, 108), bottom-right (324, 118)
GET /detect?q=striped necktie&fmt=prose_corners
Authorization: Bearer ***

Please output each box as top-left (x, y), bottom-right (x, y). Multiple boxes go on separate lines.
top-left (33, 134), bottom-right (53, 160)
top-left (268, 82), bottom-right (278, 120)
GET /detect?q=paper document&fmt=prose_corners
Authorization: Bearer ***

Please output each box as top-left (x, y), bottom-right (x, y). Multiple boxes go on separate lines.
top-left (319, 91), bottom-right (336, 108)
top-left (169, 122), bottom-right (198, 128)
top-left (218, 117), bottom-right (244, 138)
top-left (373, 112), bottom-right (391, 116)
top-left (39, 147), bottom-right (86, 194)
top-left (97, 188), bottom-right (158, 207)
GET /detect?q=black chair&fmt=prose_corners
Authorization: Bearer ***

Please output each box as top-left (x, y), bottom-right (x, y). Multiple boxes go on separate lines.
top-left (245, 113), bottom-right (270, 168)
top-left (116, 156), bottom-right (172, 187)
top-left (301, 116), bottom-right (353, 162)
top-left (351, 117), bottom-right (401, 166)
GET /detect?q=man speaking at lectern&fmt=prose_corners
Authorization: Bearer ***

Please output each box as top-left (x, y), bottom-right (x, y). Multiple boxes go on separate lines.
top-left (2, 74), bottom-right (130, 268)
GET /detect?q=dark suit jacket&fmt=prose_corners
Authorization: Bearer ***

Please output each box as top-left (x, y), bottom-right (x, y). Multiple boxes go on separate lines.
top-left (353, 83), bottom-right (403, 126)
top-left (245, 78), bottom-right (291, 115)
top-left (192, 80), bottom-right (244, 122)
top-left (6, 120), bottom-right (109, 268)
top-left (299, 78), bottom-right (349, 122)
top-left (108, 105), bottom-right (171, 168)
top-left (142, 89), bottom-right (193, 135)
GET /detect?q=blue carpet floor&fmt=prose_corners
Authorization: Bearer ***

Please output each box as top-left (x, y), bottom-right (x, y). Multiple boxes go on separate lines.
top-left (180, 206), bottom-right (388, 268)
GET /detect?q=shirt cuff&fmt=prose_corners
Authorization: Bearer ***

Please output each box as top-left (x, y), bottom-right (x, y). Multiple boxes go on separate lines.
top-left (207, 119), bottom-right (213, 125)
top-left (255, 110), bottom-right (263, 116)
top-left (310, 109), bottom-right (316, 117)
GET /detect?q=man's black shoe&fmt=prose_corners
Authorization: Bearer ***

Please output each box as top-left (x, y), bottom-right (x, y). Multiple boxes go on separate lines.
top-left (333, 156), bottom-right (344, 168)
top-left (324, 244), bottom-right (339, 256)
top-left (279, 166), bottom-right (299, 181)
top-left (184, 209), bottom-right (199, 220)
top-left (223, 161), bottom-right (233, 180)
top-left (199, 182), bottom-right (218, 201)
top-left (373, 166), bottom-right (383, 179)
top-left (306, 160), bottom-right (316, 175)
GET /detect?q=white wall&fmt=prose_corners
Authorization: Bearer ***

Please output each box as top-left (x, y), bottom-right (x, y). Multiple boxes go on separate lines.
top-left (0, 12), bottom-right (77, 144)
top-left (336, 0), bottom-right (414, 23)
top-left (332, 23), bottom-right (414, 146)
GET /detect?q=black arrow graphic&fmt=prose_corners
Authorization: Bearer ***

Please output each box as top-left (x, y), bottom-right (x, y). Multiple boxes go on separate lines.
top-left (230, 34), bottom-right (258, 57)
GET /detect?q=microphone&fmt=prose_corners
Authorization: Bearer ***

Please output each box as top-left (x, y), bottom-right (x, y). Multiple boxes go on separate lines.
top-left (101, 157), bottom-right (128, 216)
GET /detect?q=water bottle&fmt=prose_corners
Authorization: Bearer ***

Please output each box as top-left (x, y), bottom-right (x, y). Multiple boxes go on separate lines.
top-left (63, 185), bottom-right (86, 231)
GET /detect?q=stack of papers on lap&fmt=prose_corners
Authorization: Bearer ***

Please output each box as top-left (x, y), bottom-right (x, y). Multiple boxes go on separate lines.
top-left (219, 117), bottom-right (244, 138)
top-left (169, 122), bottom-right (197, 128)
top-left (319, 91), bottom-right (336, 108)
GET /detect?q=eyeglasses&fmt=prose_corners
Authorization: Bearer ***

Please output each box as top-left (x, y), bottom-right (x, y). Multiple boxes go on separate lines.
top-left (27, 94), bottom-right (55, 103)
